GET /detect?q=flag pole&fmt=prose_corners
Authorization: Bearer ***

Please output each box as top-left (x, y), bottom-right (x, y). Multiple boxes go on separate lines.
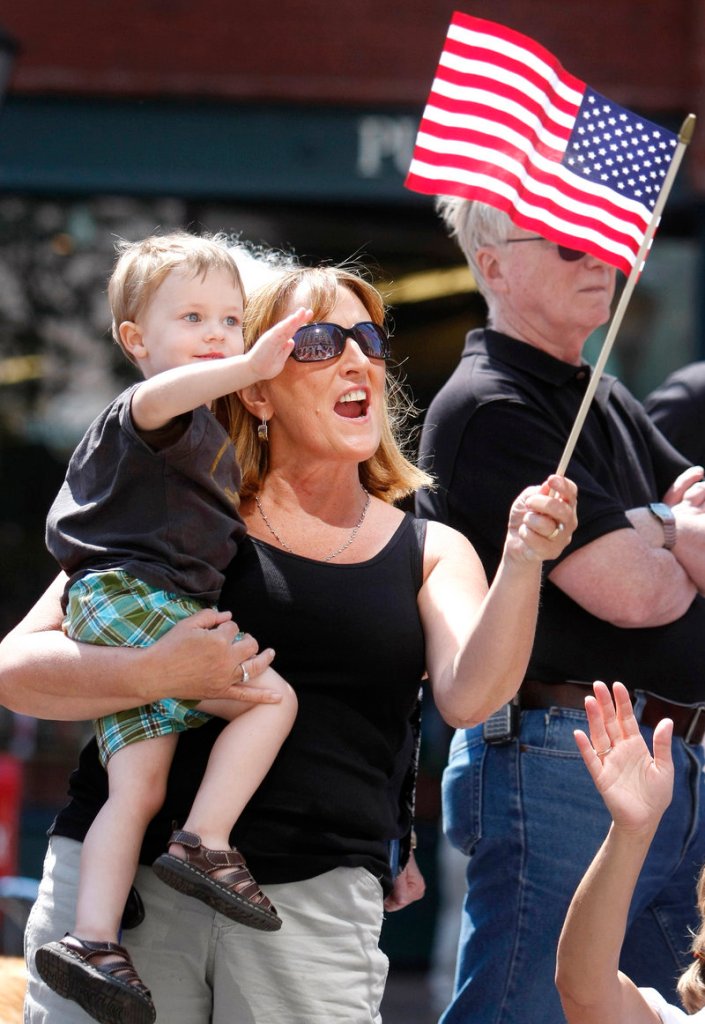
top-left (555, 112), bottom-right (697, 477)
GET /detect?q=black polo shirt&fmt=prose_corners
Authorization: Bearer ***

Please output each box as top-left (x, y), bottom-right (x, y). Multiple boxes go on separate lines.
top-left (416, 328), bottom-right (705, 703)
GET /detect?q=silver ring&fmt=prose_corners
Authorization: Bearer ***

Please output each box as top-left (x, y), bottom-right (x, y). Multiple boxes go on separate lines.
top-left (232, 631), bottom-right (245, 645)
top-left (241, 662), bottom-right (250, 685)
top-left (596, 746), bottom-right (611, 758)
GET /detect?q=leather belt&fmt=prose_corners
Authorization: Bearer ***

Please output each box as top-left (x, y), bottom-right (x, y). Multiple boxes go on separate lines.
top-left (520, 679), bottom-right (705, 745)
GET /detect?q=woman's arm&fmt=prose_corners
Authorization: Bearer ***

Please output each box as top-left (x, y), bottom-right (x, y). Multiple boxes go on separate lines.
top-left (420, 475), bottom-right (577, 727)
top-left (0, 573), bottom-right (279, 721)
top-left (555, 682), bottom-right (674, 1024)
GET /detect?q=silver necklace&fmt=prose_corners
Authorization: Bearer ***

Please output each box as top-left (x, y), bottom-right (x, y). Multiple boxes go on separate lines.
top-left (255, 489), bottom-right (371, 562)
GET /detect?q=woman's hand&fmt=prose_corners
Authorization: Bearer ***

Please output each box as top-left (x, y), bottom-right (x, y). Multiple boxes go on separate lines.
top-left (141, 608), bottom-right (281, 705)
top-left (505, 474), bottom-right (577, 563)
top-left (0, 576), bottom-right (281, 720)
top-left (573, 680), bottom-right (674, 835)
top-left (420, 476), bottom-right (576, 729)
top-left (383, 851), bottom-right (426, 912)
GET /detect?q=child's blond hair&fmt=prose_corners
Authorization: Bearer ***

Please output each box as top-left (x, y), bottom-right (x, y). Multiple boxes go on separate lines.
top-left (108, 231), bottom-right (244, 365)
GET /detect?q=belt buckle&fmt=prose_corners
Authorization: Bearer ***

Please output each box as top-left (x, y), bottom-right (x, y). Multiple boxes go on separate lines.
top-left (685, 706), bottom-right (705, 744)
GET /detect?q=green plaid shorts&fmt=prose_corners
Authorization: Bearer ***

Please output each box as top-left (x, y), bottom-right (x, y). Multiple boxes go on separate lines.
top-left (65, 569), bottom-right (214, 768)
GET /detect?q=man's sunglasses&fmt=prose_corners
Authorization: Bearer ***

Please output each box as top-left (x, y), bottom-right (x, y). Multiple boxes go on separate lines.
top-left (291, 321), bottom-right (391, 362)
top-left (504, 237), bottom-right (587, 262)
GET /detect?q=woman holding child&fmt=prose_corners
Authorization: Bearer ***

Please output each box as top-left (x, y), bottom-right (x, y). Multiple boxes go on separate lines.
top-left (0, 256), bottom-right (576, 1023)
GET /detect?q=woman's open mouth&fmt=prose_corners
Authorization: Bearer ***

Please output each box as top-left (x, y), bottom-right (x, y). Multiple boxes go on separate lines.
top-left (334, 389), bottom-right (368, 419)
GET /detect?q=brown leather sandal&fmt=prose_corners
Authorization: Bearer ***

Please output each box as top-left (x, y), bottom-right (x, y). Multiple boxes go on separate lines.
top-left (35, 934), bottom-right (155, 1024)
top-left (152, 829), bottom-right (281, 931)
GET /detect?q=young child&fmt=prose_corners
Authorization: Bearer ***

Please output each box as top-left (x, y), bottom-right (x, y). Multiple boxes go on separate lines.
top-left (35, 232), bottom-right (310, 1024)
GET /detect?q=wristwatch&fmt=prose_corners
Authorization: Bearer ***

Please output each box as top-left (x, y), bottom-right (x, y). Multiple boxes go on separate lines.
top-left (648, 502), bottom-right (677, 549)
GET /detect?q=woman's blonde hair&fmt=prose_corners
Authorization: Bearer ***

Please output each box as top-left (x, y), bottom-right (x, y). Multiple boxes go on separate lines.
top-left (217, 265), bottom-right (432, 505)
top-left (677, 865), bottom-right (705, 1013)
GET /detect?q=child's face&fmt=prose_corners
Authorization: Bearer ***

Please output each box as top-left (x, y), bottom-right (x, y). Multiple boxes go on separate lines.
top-left (130, 266), bottom-right (245, 378)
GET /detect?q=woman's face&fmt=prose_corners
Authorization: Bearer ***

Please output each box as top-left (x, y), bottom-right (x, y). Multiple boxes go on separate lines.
top-left (262, 285), bottom-right (387, 471)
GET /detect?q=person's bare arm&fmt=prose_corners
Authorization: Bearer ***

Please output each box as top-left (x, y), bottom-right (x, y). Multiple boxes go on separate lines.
top-left (421, 476), bottom-right (577, 728)
top-left (557, 828), bottom-right (664, 1024)
top-left (132, 308), bottom-right (308, 430)
top-left (550, 464), bottom-right (705, 627)
top-left (555, 683), bottom-right (673, 1024)
top-left (0, 573), bottom-right (279, 720)
top-left (549, 527), bottom-right (697, 628)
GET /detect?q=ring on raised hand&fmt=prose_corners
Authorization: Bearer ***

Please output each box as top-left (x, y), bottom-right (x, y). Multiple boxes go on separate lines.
top-left (596, 746), bottom-right (611, 758)
top-left (241, 662), bottom-right (250, 685)
top-left (232, 631), bottom-right (245, 645)
top-left (547, 523), bottom-right (564, 540)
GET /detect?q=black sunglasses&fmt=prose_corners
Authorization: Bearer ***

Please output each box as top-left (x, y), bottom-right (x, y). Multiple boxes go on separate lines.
top-left (291, 321), bottom-right (391, 362)
top-left (504, 237), bottom-right (587, 262)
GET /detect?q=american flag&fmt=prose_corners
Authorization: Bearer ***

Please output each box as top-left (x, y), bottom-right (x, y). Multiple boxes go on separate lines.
top-left (405, 12), bottom-right (679, 275)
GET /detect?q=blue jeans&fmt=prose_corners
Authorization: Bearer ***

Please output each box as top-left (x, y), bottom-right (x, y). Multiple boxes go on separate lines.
top-left (440, 706), bottom-right (705, 1024)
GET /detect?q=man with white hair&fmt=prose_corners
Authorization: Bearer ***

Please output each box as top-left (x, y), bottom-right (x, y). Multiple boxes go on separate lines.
top-left (417, 198), bottom-right (705, 1024)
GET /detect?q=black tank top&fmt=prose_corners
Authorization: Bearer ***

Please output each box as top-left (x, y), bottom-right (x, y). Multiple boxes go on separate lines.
top-left (51, 513), bottom-right (427, 893)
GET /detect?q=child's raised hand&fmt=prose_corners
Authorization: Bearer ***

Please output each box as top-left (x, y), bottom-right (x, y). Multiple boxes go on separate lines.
top-left (246, 307), bottom-right (312, 381)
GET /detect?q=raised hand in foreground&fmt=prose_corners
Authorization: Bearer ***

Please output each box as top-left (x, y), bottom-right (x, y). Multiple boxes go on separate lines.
top-left (556, 681), bottom-right (674, 1024)
top-left (574, 680), bottom-right (674, 835)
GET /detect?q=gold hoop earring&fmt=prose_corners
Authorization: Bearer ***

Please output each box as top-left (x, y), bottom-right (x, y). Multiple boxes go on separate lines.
top-left (257, 418), bottom-right (269, 442)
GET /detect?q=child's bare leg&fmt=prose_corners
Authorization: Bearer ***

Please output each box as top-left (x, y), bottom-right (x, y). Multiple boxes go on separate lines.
top-left (175, 667), bottom-right (296, 851)
top-left (152, 671), bottom-right (294, 930)
top-left (34, 737), bottom-right (169, 1021)
top-left (72, 734), bottom-right (177, 949)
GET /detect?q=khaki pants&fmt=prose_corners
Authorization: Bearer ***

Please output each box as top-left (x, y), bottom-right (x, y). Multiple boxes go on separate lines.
top-left (25, 837), bottom-right (389, 1023)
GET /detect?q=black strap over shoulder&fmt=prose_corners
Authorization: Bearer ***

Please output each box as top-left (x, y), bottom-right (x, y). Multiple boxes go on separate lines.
top-left (409, 514), bottom-right (428, 592)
